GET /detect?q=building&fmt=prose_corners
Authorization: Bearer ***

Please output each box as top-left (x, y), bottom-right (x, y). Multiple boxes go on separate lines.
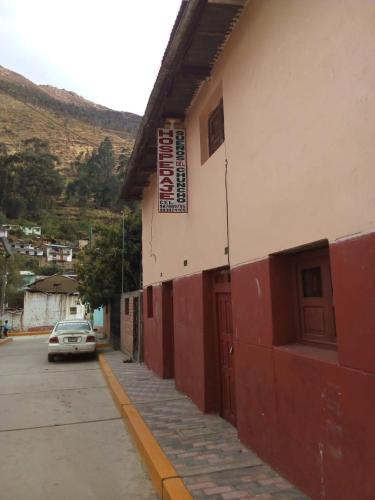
top-left (23, 275), bottom-right (85, 329)
top-left (120, 1), bottom-right (375, 498)
top-left (1, 224), bottom-right (19, 233)
top-left (21, 226), bottom-right (42, 237)
top-left (19, 270), bottom-right (37, 288)
top-left (46, 244), bottom-right (73, 263)
top-left (10, 242), bottom-right (44, 258)
top-left (78, 239), bottom-right (89, 250)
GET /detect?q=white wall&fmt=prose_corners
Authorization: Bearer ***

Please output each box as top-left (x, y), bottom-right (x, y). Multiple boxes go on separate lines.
top-left (23, 292), bottom-right (84, 329)
top-left (4, 310), bottom-right (23, 331)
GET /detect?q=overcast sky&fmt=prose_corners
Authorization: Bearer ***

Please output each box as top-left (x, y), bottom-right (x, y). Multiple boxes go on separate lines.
top-left (0, 0), bottom-right (182, 115)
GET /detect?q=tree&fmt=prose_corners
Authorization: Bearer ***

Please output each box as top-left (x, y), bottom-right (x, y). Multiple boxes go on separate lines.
top-left (0, 253), bottom-right (24, 309)
top-left (66, 137), bottom-right (121, 209)
top-left (75, 209), bottom-right (141, 309)
top-left (0, 138), bottom-right (64, 218)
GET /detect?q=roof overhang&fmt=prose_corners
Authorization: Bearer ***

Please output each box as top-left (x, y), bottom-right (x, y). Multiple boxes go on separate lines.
top-left (121, 0), bottom-right (246, 201)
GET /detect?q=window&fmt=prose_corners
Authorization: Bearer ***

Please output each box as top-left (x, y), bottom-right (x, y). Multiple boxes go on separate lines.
top-left (69, 306), bottom-right (77, 315)
top-left (147, 286), bottom-right (153, 318)
top-left (296, 247), bottom-right (336, 346)
top-left (55, 321), bottom-right (90, 332)
top-left (125, 298), bottom-right (130, 315)
top-left (208, 99), bottom-right (225, 157)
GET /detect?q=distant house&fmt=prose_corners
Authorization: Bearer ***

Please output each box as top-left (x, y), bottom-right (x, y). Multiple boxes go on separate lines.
top-left (21, 226), bottom-right (42, 237)
top-left (78, 239), bottom-right (89, 250)
top-left (19, 270), bottom-right (37, 288)
top-left (23, 275), bottom-right (85, 329)
top-left (46, 244), bottom-right (73, 263)
top-left (1, 224), bottom-right (19, 233)
top-left (10, 242), bottom-right (44, 257)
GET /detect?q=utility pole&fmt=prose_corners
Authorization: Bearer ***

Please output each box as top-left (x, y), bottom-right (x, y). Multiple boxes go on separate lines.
top-left (0, 234), bottom-right (12, 334)
top-left (121, 210), bottom-right (125, 294)
top-left (0, 257), bottom-right (8, 326)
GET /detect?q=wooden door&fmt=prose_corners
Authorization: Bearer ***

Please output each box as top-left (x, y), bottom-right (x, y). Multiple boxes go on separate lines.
top-left (213, 270), bottom-right (236, 426)
top-left (296, 248), bottom-right (336, 346)
top-left (133, 297), bottom-right (139, 360)
top-left (162, 281), bottom-right (174, 378)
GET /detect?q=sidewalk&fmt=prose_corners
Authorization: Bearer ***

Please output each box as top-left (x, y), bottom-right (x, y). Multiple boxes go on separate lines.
top-left (103, 351), bottom-right (307, 500)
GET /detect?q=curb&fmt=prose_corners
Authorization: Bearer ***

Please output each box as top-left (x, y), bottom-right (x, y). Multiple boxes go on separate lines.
top-left (98, 354), bottom-right (192, 500)
top-left (9, 331), bottom-right (50, 336)
top-left (97, 343), bottom-right (111, 350)
top-left (0, 338), bottom-right (13, 346)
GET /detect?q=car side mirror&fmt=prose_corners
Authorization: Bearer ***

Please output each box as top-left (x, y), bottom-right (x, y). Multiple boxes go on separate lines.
top-left (93, 328), bottom-right (98, 332)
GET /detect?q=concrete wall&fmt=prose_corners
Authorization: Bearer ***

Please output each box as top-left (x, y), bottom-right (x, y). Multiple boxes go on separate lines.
top-left (23, 292), bottom-right (84, 329)
top-left (4, 310), bottom-right (23, 331)
top-left (120, 291), bottom-right (142, 360)
top-left (103, 303), bottom-right (111, 340)
top-left (93, 307), bottom-right (104, 329)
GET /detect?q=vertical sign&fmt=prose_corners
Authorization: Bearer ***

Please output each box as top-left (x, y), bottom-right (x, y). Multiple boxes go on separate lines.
top-left (157, 128), bottom-right (188, 213)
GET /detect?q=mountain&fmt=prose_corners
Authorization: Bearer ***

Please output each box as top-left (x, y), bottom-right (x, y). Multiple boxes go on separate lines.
top-left (0, 65), bottom-right (141, 173)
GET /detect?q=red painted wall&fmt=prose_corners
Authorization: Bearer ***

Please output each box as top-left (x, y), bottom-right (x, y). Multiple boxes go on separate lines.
top-left (171, 273), bottom-right (220, 413)
top-left (173, 274), bottom-right (206, 411)
top-left (330, 232), bottom-right (375, 374)
top-left (231, 234), bottom-right (375, 499)
top-left (142, 233), bottom-right (375, 498)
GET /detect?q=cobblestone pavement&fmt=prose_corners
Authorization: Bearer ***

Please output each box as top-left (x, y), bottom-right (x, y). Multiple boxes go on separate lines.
top-left (105, 352), bottom-right (308, 500)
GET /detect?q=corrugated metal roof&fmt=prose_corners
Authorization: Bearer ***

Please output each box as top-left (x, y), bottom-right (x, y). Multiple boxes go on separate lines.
top-left (121, 0), bottom-right (246, 200)
top-left (27, 275), bottom-right (78, 294)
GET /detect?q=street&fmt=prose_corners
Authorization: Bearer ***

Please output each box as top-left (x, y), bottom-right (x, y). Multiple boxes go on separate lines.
top-left (0, 336), bottom-right (156, 500)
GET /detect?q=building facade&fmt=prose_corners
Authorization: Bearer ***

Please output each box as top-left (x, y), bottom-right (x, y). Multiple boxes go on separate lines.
top-left (23, 275), bottom-right (85, 329)
top-left (121, 1), bottom-right (375, 498)
top-left (46, 244), bottom-right (73, 263)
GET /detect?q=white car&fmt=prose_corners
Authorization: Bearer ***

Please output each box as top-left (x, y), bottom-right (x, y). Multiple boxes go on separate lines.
top-left (48, 320), bottom-right (97, 362)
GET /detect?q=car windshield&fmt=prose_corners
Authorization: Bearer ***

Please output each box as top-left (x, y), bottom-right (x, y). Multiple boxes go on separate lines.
top-left (55, 322), bottom-right (91, 332)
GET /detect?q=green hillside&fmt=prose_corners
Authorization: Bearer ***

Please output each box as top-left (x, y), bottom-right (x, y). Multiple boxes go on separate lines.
top-left (0, 65), bottom-right (141, 171)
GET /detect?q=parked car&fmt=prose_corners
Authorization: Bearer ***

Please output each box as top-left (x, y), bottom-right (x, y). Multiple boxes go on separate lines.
top-left (47, 320), bottom-right (97, 362)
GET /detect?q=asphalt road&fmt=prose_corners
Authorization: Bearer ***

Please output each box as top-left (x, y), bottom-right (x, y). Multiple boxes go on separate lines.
top-left (0, 336), bottom-right (157, 500)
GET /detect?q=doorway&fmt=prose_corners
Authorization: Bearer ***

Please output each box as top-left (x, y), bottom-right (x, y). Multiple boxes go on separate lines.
top-left (162, 281), bottom-right (175, 378)
top-left (212, 268), bottom-right (236, 426)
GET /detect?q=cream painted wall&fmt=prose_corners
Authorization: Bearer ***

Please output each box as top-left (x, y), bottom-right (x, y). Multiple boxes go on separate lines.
top-left (142, 0), bottom-right (375, 285)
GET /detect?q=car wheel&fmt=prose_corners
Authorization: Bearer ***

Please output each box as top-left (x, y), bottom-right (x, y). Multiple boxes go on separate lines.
top-left (48, 354), bottom-right (55, 362)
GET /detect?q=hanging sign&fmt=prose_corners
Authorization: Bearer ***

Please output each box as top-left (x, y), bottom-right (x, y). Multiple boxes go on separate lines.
top-left (157, 128), bottom-right (188, 213)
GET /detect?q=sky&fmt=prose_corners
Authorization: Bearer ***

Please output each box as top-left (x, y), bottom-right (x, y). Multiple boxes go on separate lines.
top-left (0, 0), bottom-right (182, 115)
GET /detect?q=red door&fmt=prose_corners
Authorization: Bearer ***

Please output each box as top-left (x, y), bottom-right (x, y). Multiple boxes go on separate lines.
top-left (213, 270), bottom-right (236, 426)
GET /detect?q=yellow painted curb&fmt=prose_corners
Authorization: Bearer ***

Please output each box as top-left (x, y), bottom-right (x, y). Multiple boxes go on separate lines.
top-left (98, 353), bottom-right (192, 500)
top-left (97, 343), bottom-right (111, 350)
top-left (122, 404), bottom-right (177, 496)
top-left (9, 331), bottom-right (50, 336)
top-left (164, 478), bottom-right (193, 500)
top-left (0, 338), bottom-right (13, 346)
